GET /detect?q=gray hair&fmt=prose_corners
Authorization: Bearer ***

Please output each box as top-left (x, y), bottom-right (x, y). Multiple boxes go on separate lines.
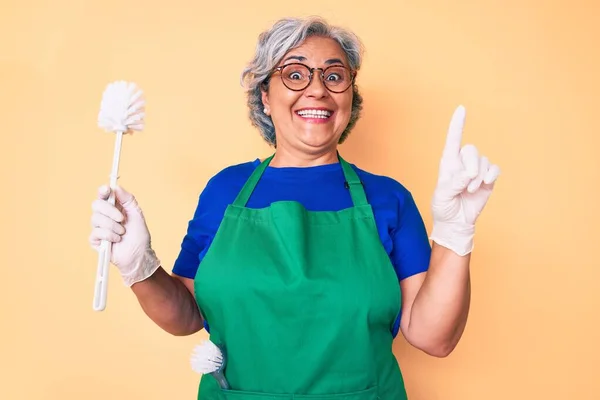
top-left (240, 16), bottom-right (365, 146)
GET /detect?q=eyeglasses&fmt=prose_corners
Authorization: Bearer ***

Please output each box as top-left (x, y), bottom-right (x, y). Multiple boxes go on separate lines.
top-left (271, 63), bottom-right (356, 93)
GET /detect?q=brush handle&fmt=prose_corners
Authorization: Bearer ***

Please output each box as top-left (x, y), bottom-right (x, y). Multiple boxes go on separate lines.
top-left (211, 371), bottom-right (230, 390)
top-left (93, 131), bottom-right (124, 311)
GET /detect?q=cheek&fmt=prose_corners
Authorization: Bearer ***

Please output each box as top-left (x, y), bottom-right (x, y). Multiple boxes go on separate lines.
top-left (336, 95), bottom-right (353, 121)
top-left (269, 86), bottom-right (302, 114)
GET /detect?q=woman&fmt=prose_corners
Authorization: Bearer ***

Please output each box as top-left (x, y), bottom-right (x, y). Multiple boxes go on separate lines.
top-left (89, 16), bottom-right (500, 400)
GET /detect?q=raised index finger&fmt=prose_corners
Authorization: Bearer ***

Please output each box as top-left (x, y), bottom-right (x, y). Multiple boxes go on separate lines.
top-left (443, 105), bottom-right (466, 156)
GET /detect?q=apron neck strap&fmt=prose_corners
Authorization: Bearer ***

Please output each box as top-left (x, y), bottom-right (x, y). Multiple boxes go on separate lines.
top-left (338, 154), bottom-right (368, 207)
top-left (232, 154), bottom-right (274, 207)
top-left (232, 153), bottom-right (368, 207)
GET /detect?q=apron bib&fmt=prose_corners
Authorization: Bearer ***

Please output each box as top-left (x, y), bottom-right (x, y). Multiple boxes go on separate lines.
top-left (194, 154), bottom-right (407, 399)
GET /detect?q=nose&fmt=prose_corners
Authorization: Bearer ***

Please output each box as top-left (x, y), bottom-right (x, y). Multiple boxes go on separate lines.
top-left (304, 70), bottom-right (328, 98)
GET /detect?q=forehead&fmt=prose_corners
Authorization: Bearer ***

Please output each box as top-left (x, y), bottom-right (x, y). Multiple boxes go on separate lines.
top-left (280, 36), bottom-right (348, 66)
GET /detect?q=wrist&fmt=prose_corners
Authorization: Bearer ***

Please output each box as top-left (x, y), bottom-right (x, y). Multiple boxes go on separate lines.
top-left (429, 221), bottom-right (475, 256)
top-left (120, 247), bottom-right (162, 287)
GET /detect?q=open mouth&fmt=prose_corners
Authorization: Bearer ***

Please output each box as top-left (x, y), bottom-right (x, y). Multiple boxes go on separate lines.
top-left (295, 108), bottom-right (334, 121)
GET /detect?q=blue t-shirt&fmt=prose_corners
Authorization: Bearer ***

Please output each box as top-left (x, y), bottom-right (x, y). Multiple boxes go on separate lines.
top-left (172, 158), bottom-right (432, 338)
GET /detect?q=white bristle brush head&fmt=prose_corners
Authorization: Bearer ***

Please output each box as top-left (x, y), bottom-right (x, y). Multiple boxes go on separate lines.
top-left (98, 80), bottom-right (145, 134)
top-left (190, 340), bottom-right (225, 374)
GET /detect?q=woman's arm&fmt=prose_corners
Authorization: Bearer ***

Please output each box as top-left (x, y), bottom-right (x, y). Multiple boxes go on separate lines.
top-left (130, 268), bottom-right (204, 336)
top-left (398, 105), bottom-right (499, 357)
top-left (399, 243), bottom-right (471, 357)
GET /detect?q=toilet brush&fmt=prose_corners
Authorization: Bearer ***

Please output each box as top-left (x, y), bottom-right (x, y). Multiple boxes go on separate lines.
top-left (93, 80), bottom-right (145, 311)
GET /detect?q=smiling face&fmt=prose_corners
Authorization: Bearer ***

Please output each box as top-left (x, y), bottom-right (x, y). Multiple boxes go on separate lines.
top-left (261, 36), bottom-right (354, 160)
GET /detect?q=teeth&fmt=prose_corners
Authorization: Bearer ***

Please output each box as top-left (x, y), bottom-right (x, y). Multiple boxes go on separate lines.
top-left (297, 109), bottom-right (331, 118)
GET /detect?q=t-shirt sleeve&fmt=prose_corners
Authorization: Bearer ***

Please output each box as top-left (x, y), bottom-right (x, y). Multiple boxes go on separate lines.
top-left (390, 190), bottom-right (432, 281)
top-left (171, 179), bottom-right (223, 279)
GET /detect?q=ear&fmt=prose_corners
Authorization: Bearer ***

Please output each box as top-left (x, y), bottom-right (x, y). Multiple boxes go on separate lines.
top-left (261, 86), bottom-right (270, 110)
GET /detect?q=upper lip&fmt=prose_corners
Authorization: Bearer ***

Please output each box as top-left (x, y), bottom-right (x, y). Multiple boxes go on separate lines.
top-left (295, 107), bottom-right (334, 113)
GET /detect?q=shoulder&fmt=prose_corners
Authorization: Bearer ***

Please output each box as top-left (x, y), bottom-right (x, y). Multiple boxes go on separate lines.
top-left (350, 163), bottom-right (414, 202)
top-left (188, 158), bottom-right (261, 215)
top-left (208, 158), bottom-right (260, 183)
top-left (347, 162), bottom-right (425, 224)
top-left (202, 159), bottom-right (260, 196)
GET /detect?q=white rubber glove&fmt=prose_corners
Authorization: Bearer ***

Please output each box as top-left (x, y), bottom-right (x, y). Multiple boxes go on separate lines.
top-left (89, 185), bottom-right (161, 286)
top-left (430, 105), bottom-right (501, 256)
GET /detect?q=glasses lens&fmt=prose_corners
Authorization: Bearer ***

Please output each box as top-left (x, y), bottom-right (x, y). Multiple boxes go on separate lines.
top-left (322, 66), bottom-right (352, 92)
top-left (281, 64), bottom-right (311, 90)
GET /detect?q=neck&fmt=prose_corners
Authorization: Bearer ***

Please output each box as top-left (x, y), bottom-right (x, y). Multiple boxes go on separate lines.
top-left (269, 145), bottom-right (339, 167)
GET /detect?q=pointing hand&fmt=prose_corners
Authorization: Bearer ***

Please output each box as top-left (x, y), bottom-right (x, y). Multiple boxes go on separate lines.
top-left (429, 105), bottom-right (500, 256)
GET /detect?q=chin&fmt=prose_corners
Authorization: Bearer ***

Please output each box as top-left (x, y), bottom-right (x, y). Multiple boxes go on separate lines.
top-left (298, 131), bottom-right (339, 150)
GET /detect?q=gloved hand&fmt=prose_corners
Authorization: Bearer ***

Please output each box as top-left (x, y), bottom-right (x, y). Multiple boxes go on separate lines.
top-left (429, 105), bottom-right (501, 256)
top-left (89, 185), bottom-right (161, 286)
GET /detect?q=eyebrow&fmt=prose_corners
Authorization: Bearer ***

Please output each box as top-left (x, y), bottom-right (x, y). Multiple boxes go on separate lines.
top-left (281, 55), bottom-right (346, 66)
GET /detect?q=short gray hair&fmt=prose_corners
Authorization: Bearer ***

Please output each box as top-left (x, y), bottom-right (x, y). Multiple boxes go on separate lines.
top-left (240, 16), bottom-right (365, 146)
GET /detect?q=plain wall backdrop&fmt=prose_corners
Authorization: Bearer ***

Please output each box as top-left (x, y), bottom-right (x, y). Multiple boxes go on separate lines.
top-left (2, 0), bottom-right (599, 399)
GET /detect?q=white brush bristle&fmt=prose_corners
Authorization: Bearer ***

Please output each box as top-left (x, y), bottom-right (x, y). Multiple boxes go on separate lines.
top-left (190, 340), bottom-right (225, 374)
top-left (98, 80), bottom-right (145, 133)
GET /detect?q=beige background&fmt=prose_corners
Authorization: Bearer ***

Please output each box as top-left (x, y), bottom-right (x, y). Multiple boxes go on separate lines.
top-left (2, 0), bottom-right (599, 399)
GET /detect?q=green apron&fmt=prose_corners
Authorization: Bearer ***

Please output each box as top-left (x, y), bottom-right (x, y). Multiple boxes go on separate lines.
top-left (193, 154), bottom-right (408, 399)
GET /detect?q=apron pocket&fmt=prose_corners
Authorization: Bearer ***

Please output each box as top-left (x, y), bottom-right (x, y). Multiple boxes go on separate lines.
top-left (220, 389), bottom-right (290, 399)
top-left (220, 386), bottom-right (378, 400)
top-left (294, 386), bottom-right (379, 400)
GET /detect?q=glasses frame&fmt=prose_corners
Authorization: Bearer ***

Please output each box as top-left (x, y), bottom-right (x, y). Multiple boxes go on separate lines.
top-left (271, 62), bottom-right (357, 93)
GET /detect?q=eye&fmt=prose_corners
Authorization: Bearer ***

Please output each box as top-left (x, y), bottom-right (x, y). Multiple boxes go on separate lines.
top-left (282, 64), bottom-right (309, 81)
top-left (324, 66), bottom-right (350, 85)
